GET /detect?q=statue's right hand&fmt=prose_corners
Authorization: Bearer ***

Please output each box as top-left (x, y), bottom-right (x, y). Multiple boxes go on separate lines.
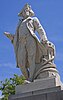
top-left (4, 32), bottom-right (14, 41)
top-left (4, 32), bottom-right (11, 39)
top-left (4, 32), bottom-right (10, 35)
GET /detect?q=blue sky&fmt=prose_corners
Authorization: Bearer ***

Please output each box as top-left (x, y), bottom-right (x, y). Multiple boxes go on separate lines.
top-left (0, 0), bottom-right (63, 85)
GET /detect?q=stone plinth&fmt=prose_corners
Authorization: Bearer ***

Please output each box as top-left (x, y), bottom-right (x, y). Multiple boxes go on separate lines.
top-left (15, 77), bottom-right (61, 94)
top-left (9, 77), bottom-right (63, 100)
top-left (9, 87), bottom-right (63, 100)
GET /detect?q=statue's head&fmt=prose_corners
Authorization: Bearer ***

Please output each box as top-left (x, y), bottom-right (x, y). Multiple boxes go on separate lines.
top-left (18, 3), bottom-right (35, 18)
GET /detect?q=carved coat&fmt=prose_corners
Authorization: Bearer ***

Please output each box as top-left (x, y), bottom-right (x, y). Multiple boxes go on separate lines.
top-left (13, 17), bottom-right (48, 67)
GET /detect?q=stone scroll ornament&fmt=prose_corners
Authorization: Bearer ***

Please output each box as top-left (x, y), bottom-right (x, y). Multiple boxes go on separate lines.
top-left (4, 3), bottom-right (60, 82)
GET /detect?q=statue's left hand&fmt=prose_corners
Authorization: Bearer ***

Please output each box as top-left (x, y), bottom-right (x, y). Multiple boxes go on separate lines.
top-left (40, 40), bottom-right (47, 45)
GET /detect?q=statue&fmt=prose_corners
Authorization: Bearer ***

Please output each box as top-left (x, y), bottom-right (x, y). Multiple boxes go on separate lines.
top-left (4, 4), bottom-right (60, 82)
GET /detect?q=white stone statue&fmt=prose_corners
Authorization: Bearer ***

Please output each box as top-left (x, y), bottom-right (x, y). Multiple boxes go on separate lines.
top-left (4, 4), bottom-right (60, 82)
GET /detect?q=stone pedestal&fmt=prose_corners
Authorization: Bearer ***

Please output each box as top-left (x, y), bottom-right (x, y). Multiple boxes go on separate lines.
top-left (9, 77), bottom-right (63, 100)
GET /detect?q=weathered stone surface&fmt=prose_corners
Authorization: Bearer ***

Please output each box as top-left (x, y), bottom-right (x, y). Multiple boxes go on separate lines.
top-left (9, 76), bottom-right (63, 100)
top-left (9, 86), bottom-right (63, 100)
top-left (15, 77), bottom-right (61, 94)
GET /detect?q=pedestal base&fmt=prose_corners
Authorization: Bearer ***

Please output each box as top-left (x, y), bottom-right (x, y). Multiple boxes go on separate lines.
top-left (9, 77), bottom-right (63, 100)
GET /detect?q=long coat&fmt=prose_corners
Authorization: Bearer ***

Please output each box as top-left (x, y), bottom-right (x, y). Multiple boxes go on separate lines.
top-left (13, 17), bottom-right (48, 67)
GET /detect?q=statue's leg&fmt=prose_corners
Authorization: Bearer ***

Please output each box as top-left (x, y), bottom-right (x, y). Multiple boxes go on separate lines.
top-left (26, 36), bottom-right (36, 81)
top-left (18, 43), bottom-right (29, 79)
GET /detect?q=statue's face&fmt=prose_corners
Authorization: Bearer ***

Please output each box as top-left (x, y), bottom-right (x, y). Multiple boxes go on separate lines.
top-left (22, 7), bottom-right (30, 18)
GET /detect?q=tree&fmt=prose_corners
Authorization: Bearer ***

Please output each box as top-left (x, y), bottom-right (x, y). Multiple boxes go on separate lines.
top-left (0, 74), bottom-right (25, 100)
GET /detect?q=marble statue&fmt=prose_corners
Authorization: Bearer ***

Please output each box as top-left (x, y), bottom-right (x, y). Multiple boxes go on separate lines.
top-left (4, 3), bottom-right (60, 82)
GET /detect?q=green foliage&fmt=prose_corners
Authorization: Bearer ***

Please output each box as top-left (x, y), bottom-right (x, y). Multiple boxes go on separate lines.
top-left (0, 74), bottom-right (25, 100)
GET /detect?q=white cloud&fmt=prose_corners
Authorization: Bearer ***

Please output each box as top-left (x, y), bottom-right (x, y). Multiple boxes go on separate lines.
top-left (0, 63), bottom-right (16, 68)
